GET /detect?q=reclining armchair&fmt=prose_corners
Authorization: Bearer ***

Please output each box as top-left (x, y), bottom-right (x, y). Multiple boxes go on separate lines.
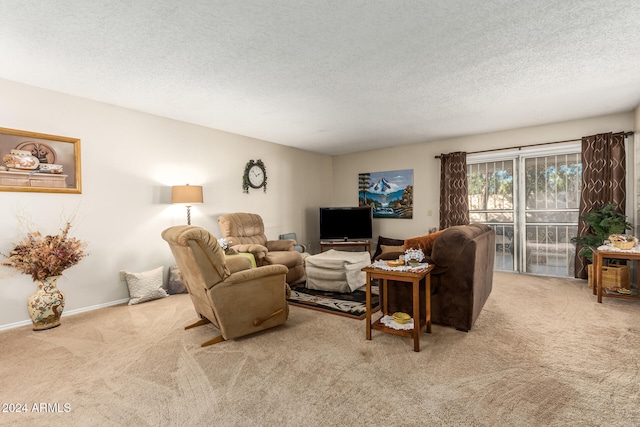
top-left (162, 225), bottom-right (290, 347)
top-left (218, 212), bottom-right (305, 284)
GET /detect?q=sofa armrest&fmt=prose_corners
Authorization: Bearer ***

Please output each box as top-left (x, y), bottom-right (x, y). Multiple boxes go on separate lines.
top-left (267, 239), bottom-right (295, 251)
top-left (423, 255), bottom-right (447, 275)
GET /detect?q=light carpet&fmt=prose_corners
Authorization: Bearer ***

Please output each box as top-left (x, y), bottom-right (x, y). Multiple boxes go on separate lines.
top-left (0, 272), bottom-right (638, 426)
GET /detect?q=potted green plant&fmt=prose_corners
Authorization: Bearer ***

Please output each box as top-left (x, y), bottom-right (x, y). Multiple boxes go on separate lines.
top-left (571, 203), bottom-right (632, 262)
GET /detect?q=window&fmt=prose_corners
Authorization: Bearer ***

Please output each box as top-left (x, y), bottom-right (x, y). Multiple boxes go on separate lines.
top-left (468, 144), bottom-right (581, 277)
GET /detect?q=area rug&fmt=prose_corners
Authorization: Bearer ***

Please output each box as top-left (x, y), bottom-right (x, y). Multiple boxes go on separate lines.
top-left (287, 282), bottom-right (379, 319)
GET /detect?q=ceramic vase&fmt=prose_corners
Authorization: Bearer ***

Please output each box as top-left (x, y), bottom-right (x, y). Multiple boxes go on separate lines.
top-left (27, 276), bottom-right (65, 331)
top-left (2, 149), bottom-right (40, 170)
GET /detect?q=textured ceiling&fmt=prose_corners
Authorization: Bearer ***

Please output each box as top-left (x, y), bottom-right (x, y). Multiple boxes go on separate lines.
top-left (1, 1), bottom-right (640, 155)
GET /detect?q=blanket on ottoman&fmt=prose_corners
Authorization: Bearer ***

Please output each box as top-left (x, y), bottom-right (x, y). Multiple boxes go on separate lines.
top-left (305, 249), bottom-right (371, 293)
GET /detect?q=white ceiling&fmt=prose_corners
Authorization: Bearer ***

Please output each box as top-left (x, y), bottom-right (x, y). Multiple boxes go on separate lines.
top-left (1, 1), bottom-right (640, 155)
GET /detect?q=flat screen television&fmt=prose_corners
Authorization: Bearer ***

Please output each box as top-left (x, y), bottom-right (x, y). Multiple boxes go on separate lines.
top-left (319, 206), bottom-right (373, 241)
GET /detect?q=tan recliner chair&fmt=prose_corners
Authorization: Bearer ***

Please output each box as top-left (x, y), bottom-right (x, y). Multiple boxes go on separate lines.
top-left (218, 213), bottom-right (305, 284)
top-left (162, 225), bottom-right (289, 347)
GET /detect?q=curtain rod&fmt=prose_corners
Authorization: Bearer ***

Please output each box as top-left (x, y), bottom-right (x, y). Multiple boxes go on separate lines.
top-left (433, 131), bottom-right (634, 159)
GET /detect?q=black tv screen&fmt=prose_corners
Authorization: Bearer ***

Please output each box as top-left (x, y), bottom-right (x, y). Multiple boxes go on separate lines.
top-left (319, 207), bottom-right (373, 241)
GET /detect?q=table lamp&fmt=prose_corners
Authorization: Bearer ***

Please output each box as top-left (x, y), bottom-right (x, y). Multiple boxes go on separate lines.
top-left (171, 184), bottom-right (203, 225)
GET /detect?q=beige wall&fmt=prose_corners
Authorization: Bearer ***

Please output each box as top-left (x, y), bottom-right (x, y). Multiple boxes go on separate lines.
top-left (0, 79), bottom-right (332, 329)
top-left (332, 112), bottom-right (635, 241)
top-left (635, 104), bottom-right (640, 236)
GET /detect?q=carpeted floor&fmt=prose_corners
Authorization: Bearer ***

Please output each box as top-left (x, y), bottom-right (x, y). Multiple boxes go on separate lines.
top-left (0, 272), bottom-right (638, 426)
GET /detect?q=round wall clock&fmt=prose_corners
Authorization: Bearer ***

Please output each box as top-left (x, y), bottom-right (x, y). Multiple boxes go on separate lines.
top-left (243, 159), bottom-right (267, 193)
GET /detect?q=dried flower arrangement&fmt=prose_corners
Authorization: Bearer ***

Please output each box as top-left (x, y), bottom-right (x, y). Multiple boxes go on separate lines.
top-left (1, 222), bottom-right (88, 281)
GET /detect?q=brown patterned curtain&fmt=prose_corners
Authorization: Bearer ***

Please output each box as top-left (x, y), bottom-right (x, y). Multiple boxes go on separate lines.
top-left (439, 151), bottom-right (469, 229)
top-left (574, 132), bottom-right (626, 279)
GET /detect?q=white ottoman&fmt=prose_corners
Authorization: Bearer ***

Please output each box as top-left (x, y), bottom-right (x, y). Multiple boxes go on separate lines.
top-left (305, 249), bottom-right (371, 293)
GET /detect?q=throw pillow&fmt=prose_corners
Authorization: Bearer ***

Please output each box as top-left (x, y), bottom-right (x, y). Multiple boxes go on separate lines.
top-left (403, 229), bottom-right (446, 256)
top-left (380, 244), bottom-right (404, 253)
top-left (167, 265), bottom-right (187, 294)
top-left (372, 236), bottom-right (405, 260)
top-left (124, 266), bottom-right (169, 305)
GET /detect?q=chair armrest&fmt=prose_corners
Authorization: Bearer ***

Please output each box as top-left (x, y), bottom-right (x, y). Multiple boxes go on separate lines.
top-left (231, 243), bottom-right (268, 262)
top-left (267, 239), bottom-right (295, 251)
top-left (225, 255), bottom-right (253, 273)
top-left (225, 264), bottom-right (288, 283)
top-left (231, 243), bottom-right (268, 253)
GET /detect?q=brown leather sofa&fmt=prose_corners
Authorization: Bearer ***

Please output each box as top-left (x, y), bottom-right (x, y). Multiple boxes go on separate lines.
top-left (384, 224), bottom-right (495, 331)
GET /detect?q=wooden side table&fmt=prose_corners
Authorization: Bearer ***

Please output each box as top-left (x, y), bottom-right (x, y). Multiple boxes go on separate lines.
top-left (362, 264), bottom-right (434, 352)
top-left (592, 248), bottom-right (640, 303)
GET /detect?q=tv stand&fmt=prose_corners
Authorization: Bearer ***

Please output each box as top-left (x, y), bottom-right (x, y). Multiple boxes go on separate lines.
top-left (320, 240), bottom-right (371, 254)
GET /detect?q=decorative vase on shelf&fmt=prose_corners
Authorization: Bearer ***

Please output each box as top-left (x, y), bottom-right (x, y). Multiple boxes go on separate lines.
top-left (27, 276), bottom-right (65, 331)
top-left (2, 149), bottom-right (40, 170)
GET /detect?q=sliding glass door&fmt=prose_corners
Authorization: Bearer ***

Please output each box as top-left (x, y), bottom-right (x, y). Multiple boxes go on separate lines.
top-left (468, 160), bottom-right (516, 271)
top-left (468, 147), bottom-right (581, 277)
top-left (522, 153), bottom-right (581, 276)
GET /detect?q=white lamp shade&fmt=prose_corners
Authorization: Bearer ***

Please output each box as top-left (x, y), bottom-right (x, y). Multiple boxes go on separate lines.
top-left (171, 185), bottom-right (203, 205)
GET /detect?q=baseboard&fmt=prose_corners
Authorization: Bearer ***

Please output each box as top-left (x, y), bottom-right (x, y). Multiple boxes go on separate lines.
top-left (0, 298), bottom-right (130, 331)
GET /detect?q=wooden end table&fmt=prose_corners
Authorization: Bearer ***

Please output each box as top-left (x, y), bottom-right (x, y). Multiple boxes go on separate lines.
top-left (592, 247), bottom-right (640, 303)
top-left (362, 264), bottom-right (434, 352)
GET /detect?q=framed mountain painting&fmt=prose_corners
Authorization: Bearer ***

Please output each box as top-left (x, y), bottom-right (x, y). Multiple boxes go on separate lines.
top-left (358, 169), bottom-right (413, 219)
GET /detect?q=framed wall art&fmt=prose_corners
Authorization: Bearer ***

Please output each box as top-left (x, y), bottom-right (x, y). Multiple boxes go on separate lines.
top-left (358, 169), bottom-right (413, 219)
top-left (0, 127), bottom-right (81, 194)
